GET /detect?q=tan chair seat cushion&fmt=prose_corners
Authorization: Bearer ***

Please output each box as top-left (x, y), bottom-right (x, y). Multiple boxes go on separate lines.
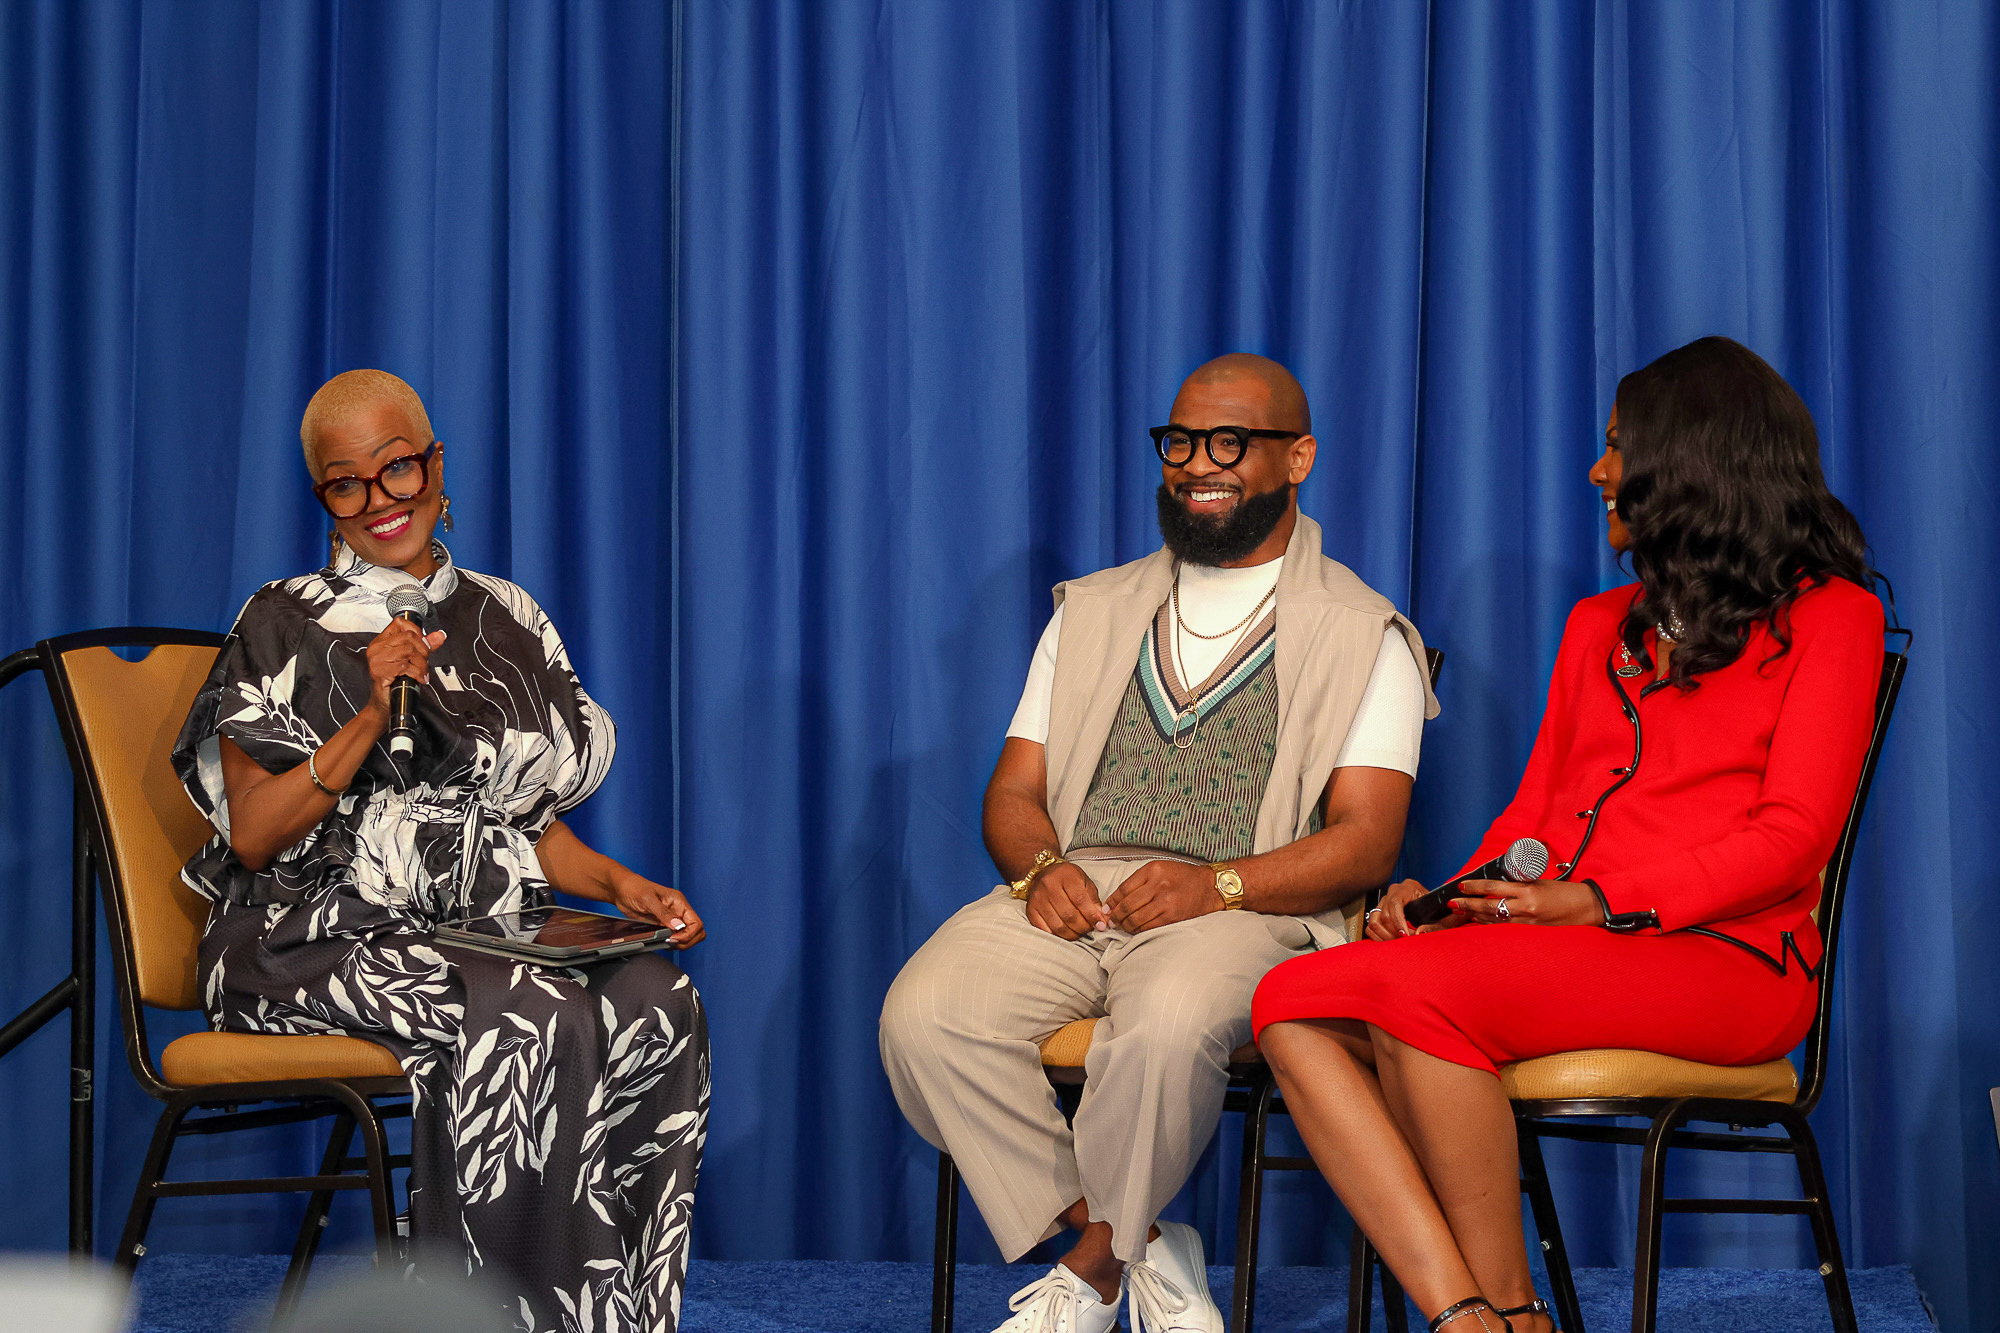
top-left (1037, 1017), bottom-right (1260, 1069)
top-left (160, 1031), bottom-right (406, 1087)
top-left (1040, 1023), bottom-right (1792, 1102)
top-left (1039, 1018), bottom-right (1099, 1067)
top-left (1500, 1048), bottom-right (1798, 1104)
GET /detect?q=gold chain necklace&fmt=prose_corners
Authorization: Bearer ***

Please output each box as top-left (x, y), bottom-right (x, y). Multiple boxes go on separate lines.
top-left (1165, 565), bottom-right (1277, 749)
top-left (1172, 565), bottom-right (1277, 640)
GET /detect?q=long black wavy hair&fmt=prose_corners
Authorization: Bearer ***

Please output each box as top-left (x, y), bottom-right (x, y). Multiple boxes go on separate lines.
top-left (1613, 336), bottom-right (1873, 688)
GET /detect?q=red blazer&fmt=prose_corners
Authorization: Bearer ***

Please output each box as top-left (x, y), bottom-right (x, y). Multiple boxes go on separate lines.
top-left (1456, 577), bottom-right (1884, 966)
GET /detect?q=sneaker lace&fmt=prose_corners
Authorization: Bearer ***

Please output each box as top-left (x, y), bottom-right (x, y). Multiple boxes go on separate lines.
top-left (1126, 1260), bottom-right (1193, 1332)
top-left (1006, 1269), bottom-right (1091, 1333)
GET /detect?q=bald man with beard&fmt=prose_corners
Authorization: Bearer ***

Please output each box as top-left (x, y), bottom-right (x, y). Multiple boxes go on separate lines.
top-left (881, 355), bottom-right (1438, 1333)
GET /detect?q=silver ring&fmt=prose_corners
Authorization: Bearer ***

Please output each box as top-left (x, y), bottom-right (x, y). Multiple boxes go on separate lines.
top-left (1365, 907), bottom-right (1382, 924)
top-left (1495, 900), bottom-right (1511, 922)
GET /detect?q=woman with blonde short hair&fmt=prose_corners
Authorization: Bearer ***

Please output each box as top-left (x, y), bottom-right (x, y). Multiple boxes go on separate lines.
top-left (173, 370), bottom-right (708, 1331)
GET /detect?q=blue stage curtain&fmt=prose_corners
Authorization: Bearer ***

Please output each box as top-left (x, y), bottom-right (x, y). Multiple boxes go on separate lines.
top-left (674, 2), bottom-right (1998, 1327)
top-left (2, 2), bottom-right (1996, 1328)
top-left (0, 0), bottom-right (675, 1263)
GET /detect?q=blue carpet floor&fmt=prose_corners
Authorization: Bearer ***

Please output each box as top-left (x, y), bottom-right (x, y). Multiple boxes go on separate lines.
top-left (132, 1253), bottom-right (1936, 1332)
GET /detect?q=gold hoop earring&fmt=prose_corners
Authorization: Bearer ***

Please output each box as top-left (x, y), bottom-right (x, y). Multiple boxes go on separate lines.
top-left (440, 494), bottom-right (455, 532)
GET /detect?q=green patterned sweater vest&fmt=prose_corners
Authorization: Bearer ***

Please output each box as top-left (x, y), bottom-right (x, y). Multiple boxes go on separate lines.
top-left (1071, 600), bottom-right (1280, 863)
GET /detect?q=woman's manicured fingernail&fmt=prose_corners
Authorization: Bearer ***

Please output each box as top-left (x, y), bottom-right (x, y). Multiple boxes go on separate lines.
top-left (670, 918), bottom-right (685, 930)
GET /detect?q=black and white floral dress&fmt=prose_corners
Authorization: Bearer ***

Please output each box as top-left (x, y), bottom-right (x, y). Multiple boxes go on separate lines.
top-left (172, 543), bottom-right (707, 1333)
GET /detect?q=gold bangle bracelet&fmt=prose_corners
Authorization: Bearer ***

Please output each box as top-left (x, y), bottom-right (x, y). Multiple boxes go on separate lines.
top-left (1009, 849), bottom-right (1067, 899)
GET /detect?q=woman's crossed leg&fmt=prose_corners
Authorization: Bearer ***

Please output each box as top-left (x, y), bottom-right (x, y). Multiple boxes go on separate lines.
top-left (1257, 1019), bottom-right (1555, 1333)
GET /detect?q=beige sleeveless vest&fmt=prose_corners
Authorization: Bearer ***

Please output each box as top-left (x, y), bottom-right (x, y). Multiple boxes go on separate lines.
top-left (1043, 513), bottom-right (1438, 942)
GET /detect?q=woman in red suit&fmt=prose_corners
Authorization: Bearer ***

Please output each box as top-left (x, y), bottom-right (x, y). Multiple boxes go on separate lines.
top-left (1250, 336), bottom-right (1885, 1333)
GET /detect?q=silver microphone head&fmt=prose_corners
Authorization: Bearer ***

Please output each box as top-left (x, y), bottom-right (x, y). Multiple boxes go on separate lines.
top-left (385, 585), bottom-right (432, 624)
top-left (1501, 837), bottom-right (1550, 882)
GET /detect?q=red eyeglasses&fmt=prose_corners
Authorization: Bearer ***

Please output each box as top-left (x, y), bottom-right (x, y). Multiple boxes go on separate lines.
top-left (313, 442), bottom-right (438, 518)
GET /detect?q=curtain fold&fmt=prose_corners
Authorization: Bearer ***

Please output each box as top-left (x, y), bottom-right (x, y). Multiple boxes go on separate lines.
top-left (0, 0), bottom-right (673, 1261)
top-left (1, 2), bottom-right (1994, 1328)
top-left (673, 2), bottom-right (2000, 1325)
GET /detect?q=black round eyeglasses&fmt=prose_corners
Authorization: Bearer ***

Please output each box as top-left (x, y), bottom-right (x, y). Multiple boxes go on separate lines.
top-left (1149, 424), bottom-right (1300, 468)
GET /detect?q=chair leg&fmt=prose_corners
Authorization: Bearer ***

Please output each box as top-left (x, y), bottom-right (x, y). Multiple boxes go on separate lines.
top-left (1349, 1230), bottom-right (1410, 1333)
top-left (1232, 1079), bottom-right (1273, 1333)
top-left (1631, 1101), bottom-right (1692, 1333)
top-left (115, 1096), bottom-right (194, 1272)
top-left (1780, 1111), bottom-right (1858, 1333)
top-left (69, 806), bottom-right (96, 1258)
top-left (273, 1110), bottom-right (357, 1327)
top-left (332, 1088), bottom-right (397, 1261)
top-left (1517, 1123), bottom-right (1586, 1333)
top-left (933, 1151), bottom-right (961, 1333)
top-left (1345, 1229), bottom-right (1373, 1333)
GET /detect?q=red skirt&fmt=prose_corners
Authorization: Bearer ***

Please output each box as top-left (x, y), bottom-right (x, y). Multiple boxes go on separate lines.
top-left (1250, 925), bottom-right (1818, 1075)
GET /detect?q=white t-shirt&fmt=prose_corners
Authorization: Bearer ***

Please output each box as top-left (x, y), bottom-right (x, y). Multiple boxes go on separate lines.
top-left (1005, 556), bottom-right (1426, 776)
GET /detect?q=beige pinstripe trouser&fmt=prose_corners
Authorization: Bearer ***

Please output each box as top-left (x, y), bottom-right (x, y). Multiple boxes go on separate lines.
top-left (879, 860), bottom-right (1320, 1265)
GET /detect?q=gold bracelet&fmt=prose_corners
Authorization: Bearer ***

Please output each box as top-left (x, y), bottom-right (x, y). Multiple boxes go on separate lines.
top-left (1009, 848), bottom-right (1067, 899)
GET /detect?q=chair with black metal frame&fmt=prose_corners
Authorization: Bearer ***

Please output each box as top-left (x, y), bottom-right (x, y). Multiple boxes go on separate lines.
top-left (1484, 641), bottom-right (1908, 1333)
top-left (38, 627), bottom-right (414, 1326)
top-left (929, 647), bottom-right (1443, 1333)
top-left (1235, 987), bottom-right (1414, 1333)
top-left (0, 644), bottom-right (104, 1255)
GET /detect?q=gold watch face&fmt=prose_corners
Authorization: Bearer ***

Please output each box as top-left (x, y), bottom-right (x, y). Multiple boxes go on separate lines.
top-left (1215, 867), bottom-right (1245, 906)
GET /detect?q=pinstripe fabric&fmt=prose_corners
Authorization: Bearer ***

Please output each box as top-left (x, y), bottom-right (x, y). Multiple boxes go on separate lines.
top-left (1071, 610), bottom-right (1279, 864)
top-left (879, 859), bottom-right (1314, 1265)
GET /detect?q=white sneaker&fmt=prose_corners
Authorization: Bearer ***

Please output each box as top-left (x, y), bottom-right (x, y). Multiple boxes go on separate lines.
top-left (992, 1263), bottom-right (1124, 1333)
top-left (1126, 1221), bottom-right (1225, 1333)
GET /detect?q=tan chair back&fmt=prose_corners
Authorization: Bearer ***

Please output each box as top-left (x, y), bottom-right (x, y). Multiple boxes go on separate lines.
top-left (59, 644), bottom-right (218, 1010)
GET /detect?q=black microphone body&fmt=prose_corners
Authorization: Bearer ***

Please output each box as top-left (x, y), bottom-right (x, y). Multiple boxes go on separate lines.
top-left (1402, 837), bottom-right (1550, 926)
top-left (384, 586), bottom-right (433, 760)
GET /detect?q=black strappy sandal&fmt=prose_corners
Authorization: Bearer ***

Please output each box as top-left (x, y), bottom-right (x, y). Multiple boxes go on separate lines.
top-left (1430, 1297), bottom-right (1513, 1332)
top-left (1495, 1298), bottom-right (1556, 1331)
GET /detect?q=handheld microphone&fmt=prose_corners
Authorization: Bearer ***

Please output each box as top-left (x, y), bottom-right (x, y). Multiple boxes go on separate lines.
top-left (1402, 837), bottom-right (1550, 926)
top-left (384, 585), bottom-right (433, 759)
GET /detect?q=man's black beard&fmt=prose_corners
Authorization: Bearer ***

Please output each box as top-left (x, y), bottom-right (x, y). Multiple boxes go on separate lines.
top-left (1155, 482), bottom-right (1294, 566)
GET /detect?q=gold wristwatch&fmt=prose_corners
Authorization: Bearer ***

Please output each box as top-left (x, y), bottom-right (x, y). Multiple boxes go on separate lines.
top-left (1009, 849), bottom-right (1068, 899)
top-left (1210, 863), bottom-right (1246, 911)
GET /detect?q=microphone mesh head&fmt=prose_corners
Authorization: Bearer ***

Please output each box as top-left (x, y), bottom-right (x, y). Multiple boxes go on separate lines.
top-left (1502, 837), bottom-right (1550, 882)
top-left (385, 585), bottom-right (432, 623)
